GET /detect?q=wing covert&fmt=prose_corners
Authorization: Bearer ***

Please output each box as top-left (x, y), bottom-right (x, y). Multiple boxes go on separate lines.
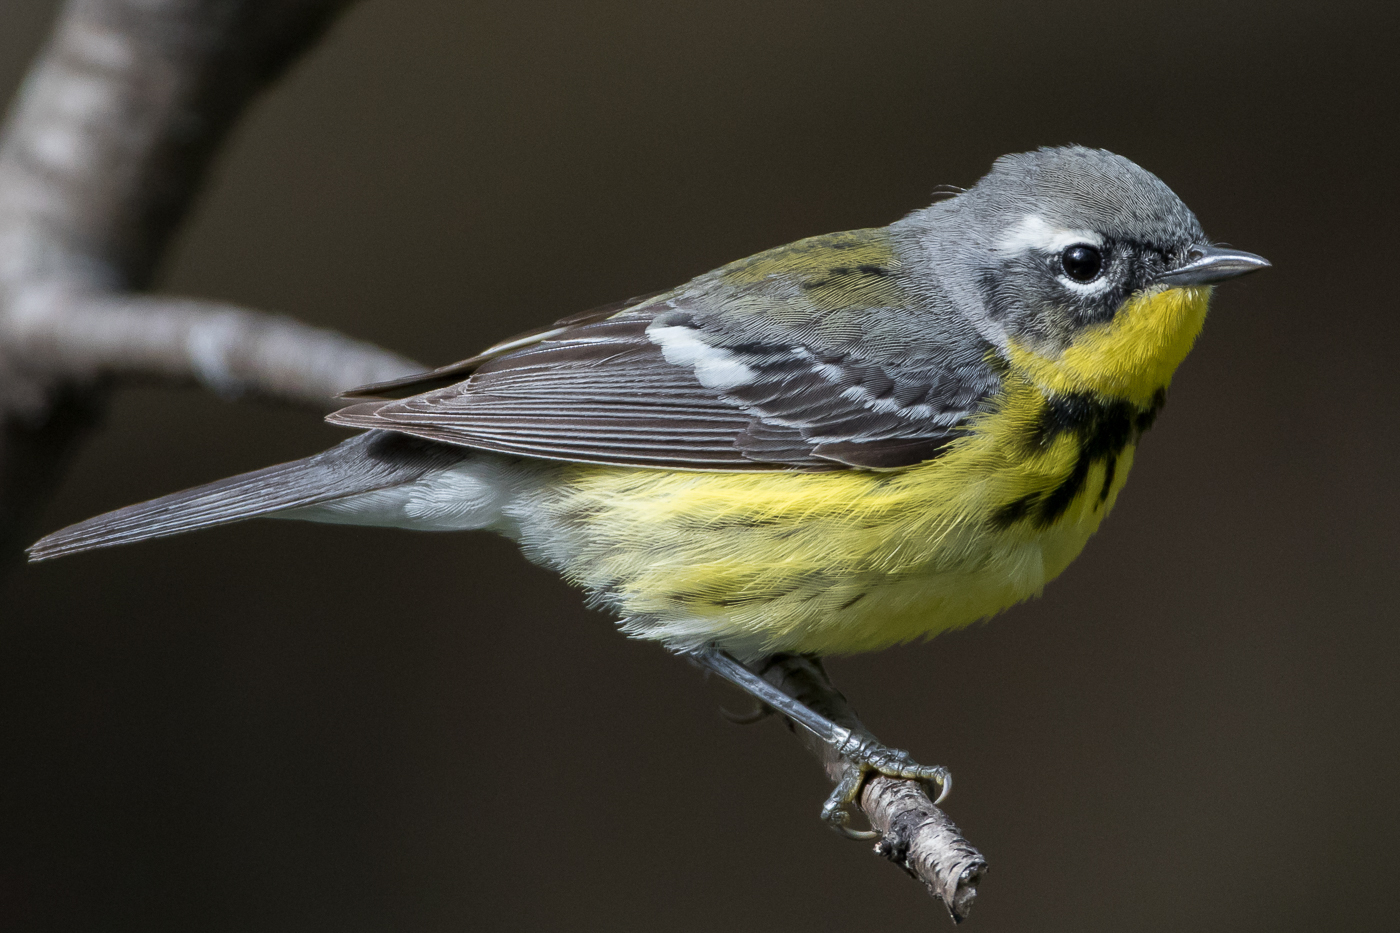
top-left (329, 230), bottom-right (1001, 471)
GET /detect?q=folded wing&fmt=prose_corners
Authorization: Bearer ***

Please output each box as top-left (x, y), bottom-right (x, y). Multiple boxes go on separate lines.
top-left (329, 300), bottom-right (994, 472)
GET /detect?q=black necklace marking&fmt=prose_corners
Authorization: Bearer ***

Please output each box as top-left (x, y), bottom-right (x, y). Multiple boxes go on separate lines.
top-left (990, 389), bottom-right (1166, 530)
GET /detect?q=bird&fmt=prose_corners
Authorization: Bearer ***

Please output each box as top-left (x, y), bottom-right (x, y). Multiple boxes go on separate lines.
top-left (28, 146), bottom-right (1269, 833)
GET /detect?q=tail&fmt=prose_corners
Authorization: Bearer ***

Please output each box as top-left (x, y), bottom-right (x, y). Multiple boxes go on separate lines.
top-left (28, 431), bottom-right (468, 562)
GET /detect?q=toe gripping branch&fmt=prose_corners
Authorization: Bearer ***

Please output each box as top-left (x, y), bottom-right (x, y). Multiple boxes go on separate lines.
top-left (823, 728), bottom-right (950, 838)
top-left (694, 649), bottom-right (948, 837)
top-left (693, 649), bottom-right (986, 921)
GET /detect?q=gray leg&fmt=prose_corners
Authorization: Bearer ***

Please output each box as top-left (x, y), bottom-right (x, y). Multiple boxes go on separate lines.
top-left (691, 648), bottom-right (950, 839)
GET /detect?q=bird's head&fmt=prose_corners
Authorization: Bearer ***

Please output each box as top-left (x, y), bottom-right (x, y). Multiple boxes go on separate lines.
top-left (906, 146), bottom-right (1268, 402)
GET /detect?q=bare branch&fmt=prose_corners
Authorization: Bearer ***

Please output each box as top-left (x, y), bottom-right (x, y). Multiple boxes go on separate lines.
top-left (0, 0), bottom-right (362, 291)
top-left (758, 655), bottom-right (987, 922)
top-left (0, 0), bottom-right (367, 569)
top-left (4, 289), bottom-right (420, 406)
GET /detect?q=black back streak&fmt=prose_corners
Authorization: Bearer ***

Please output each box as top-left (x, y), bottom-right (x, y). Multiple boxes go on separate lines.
top-left (991, 389), bottom-right (1165, 530)
top-left (802, 264), bottom-right (894, 291)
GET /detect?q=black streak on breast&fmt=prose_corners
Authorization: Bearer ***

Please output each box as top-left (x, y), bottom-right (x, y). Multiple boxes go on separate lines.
top-left (991, 389), bottom-right (1166, 530)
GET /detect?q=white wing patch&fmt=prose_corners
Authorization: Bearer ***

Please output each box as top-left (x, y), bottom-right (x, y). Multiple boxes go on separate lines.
top-left (647, 324), bottom-right (757, 390)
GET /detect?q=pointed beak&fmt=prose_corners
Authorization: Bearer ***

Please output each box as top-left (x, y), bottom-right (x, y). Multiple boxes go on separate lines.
top-left (1157, 245), bottom-right (1270, 286)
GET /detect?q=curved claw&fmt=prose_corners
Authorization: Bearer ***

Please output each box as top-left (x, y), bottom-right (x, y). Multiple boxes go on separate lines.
top-left (822, 768), bottom-right (880, 840)
top-left (895, 762), bottom-right (952, 805)
top-left (824, 737), bottom-right (952, 838)
top-left (927, 768), bottom-right (951, 805)
top-left (826, 809), bottom-right (880, 841)
top-left (719, 702), bottom-right (774, 725)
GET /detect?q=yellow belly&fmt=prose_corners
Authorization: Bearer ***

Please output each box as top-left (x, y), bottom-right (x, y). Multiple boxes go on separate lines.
top-left (516, 377), bottom-right (1138, 658)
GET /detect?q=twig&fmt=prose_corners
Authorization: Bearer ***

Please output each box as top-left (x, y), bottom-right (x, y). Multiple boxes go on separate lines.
top-left (757, 654), bottom-right (987, 922)
top-left (3, 289), bottom-right (420, 406)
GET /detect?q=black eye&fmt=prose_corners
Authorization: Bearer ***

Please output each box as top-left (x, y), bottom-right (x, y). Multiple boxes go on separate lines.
top-left (1061, 244), bottom-right (1103, 283)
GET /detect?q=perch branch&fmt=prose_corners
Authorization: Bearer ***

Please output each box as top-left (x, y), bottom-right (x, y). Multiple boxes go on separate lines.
top-left (755, 654), bottom-right (987, 922)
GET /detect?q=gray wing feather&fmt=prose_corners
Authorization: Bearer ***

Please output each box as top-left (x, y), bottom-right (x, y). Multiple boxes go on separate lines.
top-left (326, 237), bottom-right (1003, 471)
top-left (28, 432), bottom-right (467, 561)
top-left (328, 309), bottom-right (991, 471)
top-left (338, 292), bottom-right (667, 400)
top-left (328, 316), bottom-right (832, 470)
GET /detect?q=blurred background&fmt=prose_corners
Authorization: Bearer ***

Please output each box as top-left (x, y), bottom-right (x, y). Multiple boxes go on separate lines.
top-left (2, 0), bottom-right (1397, 929)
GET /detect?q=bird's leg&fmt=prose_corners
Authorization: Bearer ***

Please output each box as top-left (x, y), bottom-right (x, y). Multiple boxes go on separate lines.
top-left (690, 648), bottom-right (950, 839)
top-left (715, 653), bottom-right (781, 724)
top-left (719, 700), bottom-right (775, 725)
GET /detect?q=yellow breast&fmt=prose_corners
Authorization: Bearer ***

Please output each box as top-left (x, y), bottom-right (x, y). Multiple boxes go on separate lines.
top-left (517, 286), bottom-right (1211, 658)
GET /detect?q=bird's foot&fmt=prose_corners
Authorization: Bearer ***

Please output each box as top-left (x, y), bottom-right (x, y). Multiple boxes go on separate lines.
top-left (822, 729), bottom-right (950, 840)
top-left (687, 649), bottom-right (951, 839)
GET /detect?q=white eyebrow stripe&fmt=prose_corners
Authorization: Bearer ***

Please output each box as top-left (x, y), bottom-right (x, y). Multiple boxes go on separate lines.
top-left (996, 214), bottom-right (1103, 255)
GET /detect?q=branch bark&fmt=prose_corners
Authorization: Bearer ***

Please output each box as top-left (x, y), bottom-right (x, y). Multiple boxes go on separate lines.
top-left (0, 0), bottom-right (417, 569)
top-left (757, 655), bottom-right (987, 922)
top-left (5, 290), bottom-right (418, 406)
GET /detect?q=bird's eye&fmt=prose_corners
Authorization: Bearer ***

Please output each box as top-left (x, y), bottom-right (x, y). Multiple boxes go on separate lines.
top-left (1061, 244), bottom-right (1103, 283)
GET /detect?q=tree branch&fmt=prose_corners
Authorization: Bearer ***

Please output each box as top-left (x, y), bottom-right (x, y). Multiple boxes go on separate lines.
top-left (4, 289), bottom-right (419, 407)
top-left (0, 0), bottom-right (365, 290)
top-left (757, 655), bottom-right (987, 922)
top-left (0, 0), bottom-right (380, 571)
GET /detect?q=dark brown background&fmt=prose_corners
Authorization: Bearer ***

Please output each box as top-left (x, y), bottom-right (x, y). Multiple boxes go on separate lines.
top-left (3, 1), bottom-right (1397, 930)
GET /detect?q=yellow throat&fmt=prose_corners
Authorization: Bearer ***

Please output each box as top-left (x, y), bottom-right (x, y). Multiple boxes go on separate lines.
top-left (1007, 284), bottom-right (1212, 406)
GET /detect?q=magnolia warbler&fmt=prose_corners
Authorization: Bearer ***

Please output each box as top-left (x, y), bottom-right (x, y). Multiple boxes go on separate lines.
top-left (29, 146), bottom-right (1268, 832)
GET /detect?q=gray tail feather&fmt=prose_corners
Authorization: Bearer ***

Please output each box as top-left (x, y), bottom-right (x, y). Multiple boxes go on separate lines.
top-left (28, 431), bottom-right (468, 562)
